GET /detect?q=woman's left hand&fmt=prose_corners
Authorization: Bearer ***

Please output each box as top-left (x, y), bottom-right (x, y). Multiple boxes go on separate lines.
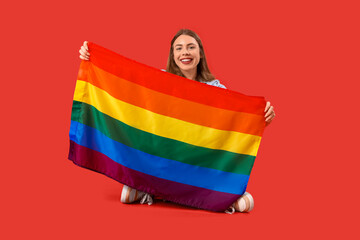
top-left (264, 101), bottom-right (275, 126)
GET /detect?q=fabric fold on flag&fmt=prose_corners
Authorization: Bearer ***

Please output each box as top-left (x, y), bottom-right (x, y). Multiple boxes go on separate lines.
top-left (68, 42), bottom-right (266, 212)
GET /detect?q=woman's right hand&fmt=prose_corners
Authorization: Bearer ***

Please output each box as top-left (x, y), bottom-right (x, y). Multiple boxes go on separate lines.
top-left (79, 41), bottom-right (90, 60)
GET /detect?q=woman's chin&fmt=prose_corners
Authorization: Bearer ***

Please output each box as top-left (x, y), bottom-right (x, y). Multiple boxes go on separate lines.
top-left (179, 66), bottom-right (196, 72)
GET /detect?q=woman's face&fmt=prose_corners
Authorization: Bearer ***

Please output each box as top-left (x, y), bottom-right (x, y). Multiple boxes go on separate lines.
top-left (173, 34), bottom-right (201, 73)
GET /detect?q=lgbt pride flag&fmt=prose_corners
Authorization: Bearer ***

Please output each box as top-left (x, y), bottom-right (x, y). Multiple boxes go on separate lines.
top-left (68, 42), bottom-right (266, 212)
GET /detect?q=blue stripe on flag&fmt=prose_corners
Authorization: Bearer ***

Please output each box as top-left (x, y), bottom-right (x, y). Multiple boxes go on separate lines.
top-left (70, 120), bottom-right (249, 194)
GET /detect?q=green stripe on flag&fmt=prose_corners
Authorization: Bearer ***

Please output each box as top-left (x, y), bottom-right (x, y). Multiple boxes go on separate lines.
top-left (71, 100), bottom-right (255, 175)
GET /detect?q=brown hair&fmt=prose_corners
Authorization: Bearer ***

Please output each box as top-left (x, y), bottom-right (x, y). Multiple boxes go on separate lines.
top-left (166, 29), bottom-right (216, 82)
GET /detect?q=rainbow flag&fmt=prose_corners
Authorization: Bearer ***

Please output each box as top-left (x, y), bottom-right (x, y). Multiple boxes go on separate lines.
top-left (68, 42), bottom-right (266, 212)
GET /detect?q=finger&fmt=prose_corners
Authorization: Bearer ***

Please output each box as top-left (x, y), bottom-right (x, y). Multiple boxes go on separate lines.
top-left (81, 46), bottom-right (90, 56)
top-left (84, 41), bottom-right (88, 51)
top-left (79, 48), bottom-right (90, 58)
top-left (79, 49), bottom-right (89, 59)
top-left (79, 48), bottom-right (86, 56)
top-left (264, 106), bottom-right (274, 118)
top-left (265, 115), bottom-right (274, 122)
top-left (79, 55), bottom-right (89, 60)
top-left (264, 101), bottom-right (270, 112)
top-left (265, 112), bottom-right (275, 122)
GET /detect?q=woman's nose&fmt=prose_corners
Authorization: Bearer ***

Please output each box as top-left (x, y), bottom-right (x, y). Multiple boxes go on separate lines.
top-left (181, 48), bottom-right (190, 55)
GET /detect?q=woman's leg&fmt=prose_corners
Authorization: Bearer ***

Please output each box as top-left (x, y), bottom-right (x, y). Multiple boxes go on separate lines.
top-left (120, 185), bottom-right (153, 205)
top-left (233, 192), bottom-right (254, 212)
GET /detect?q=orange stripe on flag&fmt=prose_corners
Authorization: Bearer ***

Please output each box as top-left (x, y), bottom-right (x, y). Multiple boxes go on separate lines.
top-left (82, 63), bottom-right (265, 136)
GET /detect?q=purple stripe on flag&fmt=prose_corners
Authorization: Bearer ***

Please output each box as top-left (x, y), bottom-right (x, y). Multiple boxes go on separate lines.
top-left (69, 140), bottom-right (239, 212)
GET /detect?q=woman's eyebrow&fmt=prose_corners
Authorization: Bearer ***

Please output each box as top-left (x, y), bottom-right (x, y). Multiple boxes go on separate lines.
top-left (175, 43), bottom-right (196, 47)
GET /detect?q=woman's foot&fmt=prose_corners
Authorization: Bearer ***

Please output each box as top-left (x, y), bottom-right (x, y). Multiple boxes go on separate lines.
top-left (120, 185), bottom-right (153, 205)
top-left (233, 192), bottom-right (254, 213)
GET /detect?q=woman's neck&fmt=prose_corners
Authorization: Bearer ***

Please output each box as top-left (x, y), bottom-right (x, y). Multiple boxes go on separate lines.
top-left (181, 69), bottom-right (197, 80)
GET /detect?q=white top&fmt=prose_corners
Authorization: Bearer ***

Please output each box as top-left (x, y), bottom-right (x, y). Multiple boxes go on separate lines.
top-left (161, 69), bottom-right (226, 89)
top-left (200, 79), bottom-right (226, 89)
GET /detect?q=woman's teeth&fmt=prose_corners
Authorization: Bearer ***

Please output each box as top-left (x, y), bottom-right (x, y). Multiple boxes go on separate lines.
top-left (181, 59), bottom-right (192, 64)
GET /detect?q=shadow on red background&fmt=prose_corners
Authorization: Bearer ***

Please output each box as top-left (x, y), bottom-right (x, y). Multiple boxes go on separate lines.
top-left (1, 0), bottom-right (359, 239)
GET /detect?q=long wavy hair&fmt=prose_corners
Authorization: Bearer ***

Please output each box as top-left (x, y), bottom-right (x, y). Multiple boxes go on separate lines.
top-left (166, 29), bottom-right (216, 82)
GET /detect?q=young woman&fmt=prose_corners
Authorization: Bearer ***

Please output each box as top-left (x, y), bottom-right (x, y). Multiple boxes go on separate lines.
top-left (78, 29), bottom-right (276, 213)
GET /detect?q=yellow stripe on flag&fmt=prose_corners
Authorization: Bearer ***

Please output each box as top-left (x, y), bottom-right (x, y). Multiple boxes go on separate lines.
top-left (74, 80), bottom-right (262, 156)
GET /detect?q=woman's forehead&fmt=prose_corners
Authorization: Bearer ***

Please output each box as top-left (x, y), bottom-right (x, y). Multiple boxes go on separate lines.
top-left (174, 35), bottom-right (198, 46)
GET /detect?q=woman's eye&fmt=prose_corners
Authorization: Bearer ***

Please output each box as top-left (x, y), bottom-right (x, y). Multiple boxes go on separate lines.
top-left (176, 48), bottom-right (181, 51)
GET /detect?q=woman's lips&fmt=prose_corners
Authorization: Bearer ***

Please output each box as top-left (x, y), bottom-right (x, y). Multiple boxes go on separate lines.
top-left (180, 58), bottom-right (193, 64)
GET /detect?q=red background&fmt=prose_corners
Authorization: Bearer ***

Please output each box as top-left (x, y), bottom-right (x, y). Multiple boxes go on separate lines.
top-left (1, 0), bottom-right (359, 239)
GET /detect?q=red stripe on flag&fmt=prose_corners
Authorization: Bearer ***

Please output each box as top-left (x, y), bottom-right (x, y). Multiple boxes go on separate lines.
top-left (83, 42), bottom-right (266, 116)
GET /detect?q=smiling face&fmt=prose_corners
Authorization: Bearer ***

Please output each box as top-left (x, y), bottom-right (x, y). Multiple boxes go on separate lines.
top-left (166, 29), bottom-right (215, 82)
top-left (173, 34), bottom-right (201, 76)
